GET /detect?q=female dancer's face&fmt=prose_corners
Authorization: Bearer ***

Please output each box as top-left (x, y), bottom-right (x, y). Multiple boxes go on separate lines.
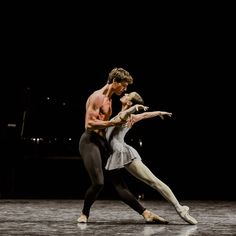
top-left (120, 93), bottom-right (132, 105)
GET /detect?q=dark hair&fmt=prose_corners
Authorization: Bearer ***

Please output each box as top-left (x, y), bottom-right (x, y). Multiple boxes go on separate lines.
top-left (107, 67), bottom-right (133, 84)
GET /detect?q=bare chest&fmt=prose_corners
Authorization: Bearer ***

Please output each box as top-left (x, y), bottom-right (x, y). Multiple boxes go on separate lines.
top-left (100, 97), bottom-right (112, 119)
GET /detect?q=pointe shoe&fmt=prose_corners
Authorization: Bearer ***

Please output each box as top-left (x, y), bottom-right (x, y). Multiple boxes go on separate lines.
top-left (77, 213), bottom-right (88, 223)
top-left (177, 206), bottom-right (198, 225)
top-left (143, 210), bottom-right (169, 224)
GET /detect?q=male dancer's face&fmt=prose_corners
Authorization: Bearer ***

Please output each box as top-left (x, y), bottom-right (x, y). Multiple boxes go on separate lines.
top-left (113, 81), bottom-right (129, 96)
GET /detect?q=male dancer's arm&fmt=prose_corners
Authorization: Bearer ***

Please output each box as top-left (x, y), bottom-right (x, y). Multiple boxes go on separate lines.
top-left (86, 94), bottom-right (124, 131)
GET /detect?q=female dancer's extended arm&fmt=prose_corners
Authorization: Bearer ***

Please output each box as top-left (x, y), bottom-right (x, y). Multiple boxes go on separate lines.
top-left (132, 111), bottom-right (172, 124)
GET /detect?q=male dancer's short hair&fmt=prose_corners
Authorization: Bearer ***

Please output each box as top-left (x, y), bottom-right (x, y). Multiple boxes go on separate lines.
top-left (107, 68), bottom-right (134, 84)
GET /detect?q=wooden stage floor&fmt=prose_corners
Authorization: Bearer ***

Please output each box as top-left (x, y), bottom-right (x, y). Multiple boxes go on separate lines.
top-left (0, 199), bottom-right (235, 235)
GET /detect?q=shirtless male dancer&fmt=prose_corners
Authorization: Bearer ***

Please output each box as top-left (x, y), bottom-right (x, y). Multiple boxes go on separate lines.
top-left (105, 91), bottom-right (198, 225)
top-left (78, 68), bottom-right (168, 224)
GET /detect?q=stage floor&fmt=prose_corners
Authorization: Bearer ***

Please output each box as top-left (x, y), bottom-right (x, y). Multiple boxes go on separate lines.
top-left (0, 199), bottom-right (235, 235)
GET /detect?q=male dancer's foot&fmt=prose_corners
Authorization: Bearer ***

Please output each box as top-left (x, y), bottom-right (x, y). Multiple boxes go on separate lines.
top-left (142, 210), bottom-right (168, 224)
top-left (177, 206), bottom-right (198, 225)
top-left (77, 213), bottom-right (88, 223)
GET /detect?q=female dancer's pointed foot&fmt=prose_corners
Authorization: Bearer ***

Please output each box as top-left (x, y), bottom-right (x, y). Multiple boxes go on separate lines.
top-left (177, 206), bottom-right (198, 225)
top-left (77, 213), bottom-right (88, 223)
top-left (142, 210), bottom-right (169, 224)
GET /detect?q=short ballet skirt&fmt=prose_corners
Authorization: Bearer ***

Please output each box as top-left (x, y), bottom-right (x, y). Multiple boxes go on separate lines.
top-left (105, 142), bottom-right (141, 170)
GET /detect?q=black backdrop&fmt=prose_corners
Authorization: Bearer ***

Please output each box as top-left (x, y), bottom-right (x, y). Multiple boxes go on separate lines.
top-left (1, 4), bottom-right (234, 200)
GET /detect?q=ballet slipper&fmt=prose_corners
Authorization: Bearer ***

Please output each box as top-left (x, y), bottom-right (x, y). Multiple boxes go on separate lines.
top-left (177, 206), bottom-right (198, 225)
top-left (77, 213), bottom-right (88, 223)
top-left (142, 210), bottom-right (169, 224)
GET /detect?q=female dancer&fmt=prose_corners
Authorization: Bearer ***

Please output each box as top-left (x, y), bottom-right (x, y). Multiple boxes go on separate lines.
top-left (105, 92), bottom-right (198, 225)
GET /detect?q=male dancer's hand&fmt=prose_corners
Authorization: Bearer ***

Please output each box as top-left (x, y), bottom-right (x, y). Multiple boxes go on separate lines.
top-left (110, 115), bottom-right (127, 125)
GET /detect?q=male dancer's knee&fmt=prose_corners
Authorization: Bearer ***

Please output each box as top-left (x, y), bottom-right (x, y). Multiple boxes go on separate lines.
top-left (92, 182), bottom-right (104, 193)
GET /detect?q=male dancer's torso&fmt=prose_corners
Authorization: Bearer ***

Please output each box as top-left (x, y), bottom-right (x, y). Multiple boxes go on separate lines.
top-left (85, 90), bottom-right (112, 137)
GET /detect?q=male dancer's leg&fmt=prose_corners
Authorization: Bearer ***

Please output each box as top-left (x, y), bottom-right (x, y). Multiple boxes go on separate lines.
top-left (79, 134), bottom-right (104, 218)
top-left (108, 169), bottom-right (145, 215)
top-left (108, 169), bottom-right (168, 224)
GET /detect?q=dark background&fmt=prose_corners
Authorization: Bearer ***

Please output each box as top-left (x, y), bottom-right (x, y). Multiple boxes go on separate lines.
top-left (0, 4), bottom-right (234, 200)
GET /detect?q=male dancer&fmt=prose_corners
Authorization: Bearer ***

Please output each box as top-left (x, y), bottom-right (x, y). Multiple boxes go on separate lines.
top-left (78, 68), bottom-right (168, 224)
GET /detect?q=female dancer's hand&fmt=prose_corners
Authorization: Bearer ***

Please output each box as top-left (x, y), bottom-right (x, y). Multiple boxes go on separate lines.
top-left (135, 105), bottom-right (149, 111)
top-left (159, 112), bottom-right (172, 120)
